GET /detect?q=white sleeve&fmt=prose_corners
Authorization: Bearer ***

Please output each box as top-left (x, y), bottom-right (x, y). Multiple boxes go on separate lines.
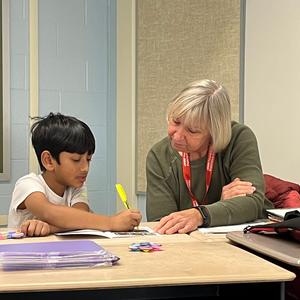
top-left (10, 175), bottom-right (46, 213)
top-left (69, 183), bottom-right (90, 208)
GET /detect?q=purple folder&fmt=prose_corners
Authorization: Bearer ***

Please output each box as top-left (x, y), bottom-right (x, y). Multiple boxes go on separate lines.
top-left (0, 240), bottom-right (119, 271)
top-left (0, 240), bottom-right (101, 253)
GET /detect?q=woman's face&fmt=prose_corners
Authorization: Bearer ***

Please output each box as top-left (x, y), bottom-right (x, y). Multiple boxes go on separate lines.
top-left (168, 117), bottom-right (211, 156)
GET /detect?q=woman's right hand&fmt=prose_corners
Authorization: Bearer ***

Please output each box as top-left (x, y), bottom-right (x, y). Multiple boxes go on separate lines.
top-left (110, 209), bottom-right (142, 231)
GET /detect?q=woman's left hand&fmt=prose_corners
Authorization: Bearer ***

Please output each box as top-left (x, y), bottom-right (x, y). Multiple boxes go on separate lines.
top-left (221, 178), bottom-right (256, 200)
top-left (153, 208), bottom-right (202, 234)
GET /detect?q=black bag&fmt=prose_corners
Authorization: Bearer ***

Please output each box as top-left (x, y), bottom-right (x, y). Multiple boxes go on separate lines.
top-left (244, 210), bottom-right (300, 242)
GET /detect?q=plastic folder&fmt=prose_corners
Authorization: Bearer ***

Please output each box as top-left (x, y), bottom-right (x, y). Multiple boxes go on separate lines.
top-left (0, 240), bottom-right (119, 271)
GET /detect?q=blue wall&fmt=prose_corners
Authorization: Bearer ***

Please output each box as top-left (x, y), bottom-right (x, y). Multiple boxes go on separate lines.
top-left (0, 0), bottom-right (117, 216)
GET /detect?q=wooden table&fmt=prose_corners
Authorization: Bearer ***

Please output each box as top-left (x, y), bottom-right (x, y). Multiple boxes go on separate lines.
top-left (0, 226), bottom-right (295, 299)
top-left (189, 230), bottom-right (228, 243)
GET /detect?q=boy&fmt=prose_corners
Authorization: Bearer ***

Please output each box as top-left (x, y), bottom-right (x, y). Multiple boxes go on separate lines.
top-left (8, 112), bottom-right (142, 236)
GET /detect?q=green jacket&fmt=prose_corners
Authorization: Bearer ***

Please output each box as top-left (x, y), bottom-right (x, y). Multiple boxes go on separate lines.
top-left (146, 121), bottom-right (273, 226)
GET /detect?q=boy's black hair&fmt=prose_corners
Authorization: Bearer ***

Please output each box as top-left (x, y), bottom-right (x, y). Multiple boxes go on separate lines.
top-left (31, 112), bottom-right (96, 171)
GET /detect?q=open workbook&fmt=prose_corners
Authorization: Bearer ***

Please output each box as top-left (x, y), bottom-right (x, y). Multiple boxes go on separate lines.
top-left (55, 226), bottom-right (159, 238)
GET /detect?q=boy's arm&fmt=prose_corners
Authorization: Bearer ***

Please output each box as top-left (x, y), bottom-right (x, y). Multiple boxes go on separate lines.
top-left (72, 202), bottom-right (90, 212)
top-left (19, 219), bottom-right (68, 236)
top-left (20, 219), bottom-right (52, 236)
top-left (24, 191), bottom-right (141, 232)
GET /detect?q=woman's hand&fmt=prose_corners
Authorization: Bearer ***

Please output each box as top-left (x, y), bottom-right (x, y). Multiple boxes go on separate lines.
top-left (221, 178), bottom-right (256, 200)
top-left (153, 208), bottom-right (202, 234)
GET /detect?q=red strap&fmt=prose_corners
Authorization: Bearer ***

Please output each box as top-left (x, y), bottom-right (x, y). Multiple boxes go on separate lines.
top-left (181, 145), bottom-right (215, 207)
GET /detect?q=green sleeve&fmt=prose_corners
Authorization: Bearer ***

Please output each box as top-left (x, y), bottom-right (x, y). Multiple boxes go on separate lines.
top-left (205, 124), bottom-right (273, 227)
top-left (146, 144), bottom-right (179, 221)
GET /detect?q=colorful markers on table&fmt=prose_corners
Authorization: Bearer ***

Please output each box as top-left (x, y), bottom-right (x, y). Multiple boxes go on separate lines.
top-left (129, 242), bottom-right (162, 252)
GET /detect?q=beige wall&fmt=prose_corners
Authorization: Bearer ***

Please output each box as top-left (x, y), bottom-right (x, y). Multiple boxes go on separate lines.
top-left (136, 0), bottom-right (241, 192)
top-left (244, 0), bottom-right (300, 183)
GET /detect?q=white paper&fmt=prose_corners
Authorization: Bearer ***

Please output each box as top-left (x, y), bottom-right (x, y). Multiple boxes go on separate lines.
top-left (266, 208), bottom-right (300, 219)
top-left (55, 226), bottom-right (158, 238)
top-left (197, 220), bottom-right (270, 234)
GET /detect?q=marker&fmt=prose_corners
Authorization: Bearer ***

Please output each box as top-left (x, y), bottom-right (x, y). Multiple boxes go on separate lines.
top-left (115, 183), bottom-right (130, 209)
top-left (6, 231), bottom-right (25, 239)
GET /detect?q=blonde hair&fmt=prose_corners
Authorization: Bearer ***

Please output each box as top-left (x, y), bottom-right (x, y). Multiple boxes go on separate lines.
top-left (167, 79), bottom-right (232, 152)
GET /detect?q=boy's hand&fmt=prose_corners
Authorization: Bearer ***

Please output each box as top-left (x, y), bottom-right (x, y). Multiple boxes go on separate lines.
top-left (110, 209), bottom-right (142, 231)
top-left (20, 219), bottom-right (51, 237)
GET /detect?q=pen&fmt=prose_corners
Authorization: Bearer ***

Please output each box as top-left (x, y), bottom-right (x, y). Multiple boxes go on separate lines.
top-left (115, 183), bottom-right (130, 209)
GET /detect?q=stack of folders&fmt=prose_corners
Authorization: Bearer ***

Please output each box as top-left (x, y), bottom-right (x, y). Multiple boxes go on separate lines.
top-left (0, 240), bottom-right (119, 271)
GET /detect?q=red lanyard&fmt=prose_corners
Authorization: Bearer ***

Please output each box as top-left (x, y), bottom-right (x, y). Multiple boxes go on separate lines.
top-left (181, 146), bottom-right (215, 207)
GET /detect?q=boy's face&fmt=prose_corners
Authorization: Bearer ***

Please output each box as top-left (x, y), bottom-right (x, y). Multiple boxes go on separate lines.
top-left (53, 152), bottom-right (92, 188)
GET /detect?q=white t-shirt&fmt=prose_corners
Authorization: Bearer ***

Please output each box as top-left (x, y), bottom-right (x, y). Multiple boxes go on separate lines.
top-left (8, 173), bottom-right (90, 228)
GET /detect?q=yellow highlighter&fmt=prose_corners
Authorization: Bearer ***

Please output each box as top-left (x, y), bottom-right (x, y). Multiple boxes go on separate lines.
top-left (115, 183), bottom-right (130, 209)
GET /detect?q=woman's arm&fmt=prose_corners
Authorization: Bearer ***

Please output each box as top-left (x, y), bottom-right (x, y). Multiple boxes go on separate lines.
top-left (205, 124), bottom-right (271, 227)
top-left (146, 148), bottom-right (179, 221)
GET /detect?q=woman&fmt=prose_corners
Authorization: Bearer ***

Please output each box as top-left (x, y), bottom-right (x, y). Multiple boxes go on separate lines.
top-left (146, 79), bottom-right (273, 234)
